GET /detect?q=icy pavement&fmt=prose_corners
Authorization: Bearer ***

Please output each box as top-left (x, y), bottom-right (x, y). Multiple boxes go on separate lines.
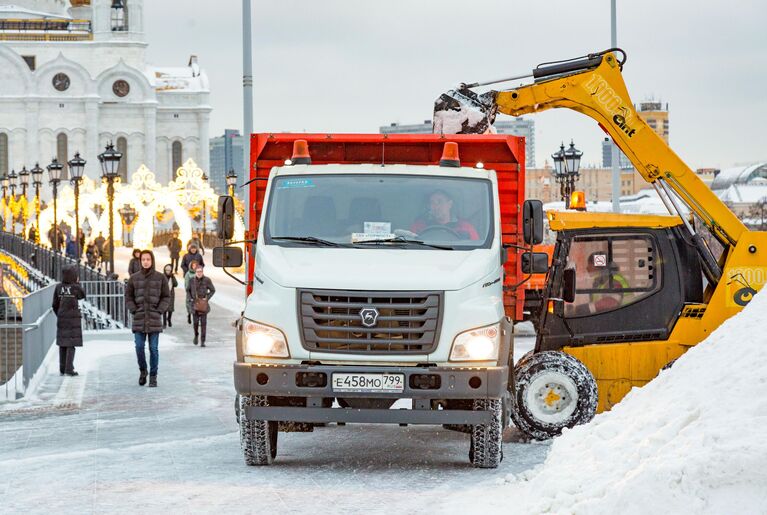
top-left (0, 249), bottom-right (543, 514)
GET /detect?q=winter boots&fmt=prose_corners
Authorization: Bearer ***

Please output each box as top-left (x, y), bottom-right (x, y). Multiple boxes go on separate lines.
top-left (149, 375), bottom-right (157, 388)
top-left (139, 369), bottom-right (148, 386)
top-left (193, 334), bottom-right (198, 345)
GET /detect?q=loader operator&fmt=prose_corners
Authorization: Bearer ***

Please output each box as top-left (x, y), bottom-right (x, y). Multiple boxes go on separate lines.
top-left (410, 190), bottom-right (479, 240)
top-left (576, 252), bottom-right (630, 315)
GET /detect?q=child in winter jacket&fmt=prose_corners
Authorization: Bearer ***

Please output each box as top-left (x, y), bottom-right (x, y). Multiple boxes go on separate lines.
top-left (52, 265), bottom-right (86, 376)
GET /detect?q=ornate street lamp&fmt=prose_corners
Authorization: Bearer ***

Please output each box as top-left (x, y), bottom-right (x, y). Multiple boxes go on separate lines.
top-left (201, 172), bottom-right (208, 236)
top-left (551, 140), bottom-right (583, 209)
top-left (47, 158), bottom-right (64, 252)
top-left (31, 163), bottom-right (44, 243)
top-left (8, 169), bottom-right (18, 236)
top-left (18, 166), bottom-right (29, 239)
top-left (68, 152), bottom-right (86, 259)
top-left (0, 172), bottom-right (7, 233)
top-left (226, 169), bottom-right (238, 197)
top-left (118, 204), bottom-right (137, 247)
top-left (98, 142), bottom-right (122, 275)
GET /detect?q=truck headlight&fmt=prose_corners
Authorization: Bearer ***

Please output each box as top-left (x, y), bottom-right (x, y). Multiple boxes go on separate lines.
top-left (242, 319), bottom-right (289, 358)
top-left (449, 323), bottom-right (501, 362)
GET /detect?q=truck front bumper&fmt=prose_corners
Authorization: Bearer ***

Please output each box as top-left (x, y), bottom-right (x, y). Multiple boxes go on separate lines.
top-left (234, 362), bottom-right (509, 425)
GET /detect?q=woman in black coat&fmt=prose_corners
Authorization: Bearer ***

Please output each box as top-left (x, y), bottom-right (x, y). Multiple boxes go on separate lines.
top-left (128, 248), bottom-right (142, 276)
top-left (52, 265), bottom-right (86, 376)
top-left (162, 264), bottom-right (178, 328)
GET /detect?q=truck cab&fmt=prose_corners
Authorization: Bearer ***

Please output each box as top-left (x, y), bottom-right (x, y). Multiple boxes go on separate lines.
top-left (216, 133), bottom-right (531, 468)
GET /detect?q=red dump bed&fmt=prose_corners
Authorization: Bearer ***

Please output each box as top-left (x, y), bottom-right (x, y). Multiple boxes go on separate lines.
top-left (249, 133), bottom-right (526, 321)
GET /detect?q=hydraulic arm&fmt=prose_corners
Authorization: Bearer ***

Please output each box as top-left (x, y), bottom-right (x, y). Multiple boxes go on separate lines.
top-left (433, 49), bottom-right (748, 284)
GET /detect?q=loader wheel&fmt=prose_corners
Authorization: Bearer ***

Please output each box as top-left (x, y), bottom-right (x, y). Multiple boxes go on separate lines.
top-left (511, 351), bottom-right (597, 441)
top-left (239, 395), bottom-right (278, 466)
top-left (469, 398), bottom-right (503, 468)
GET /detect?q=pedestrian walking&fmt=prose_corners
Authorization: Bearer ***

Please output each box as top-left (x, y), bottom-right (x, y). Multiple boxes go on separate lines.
top-left (186, 263), bottom-right (215, 347)
top-left (51, 265), bottom-right (86, 377)
top-left (167, 233), bottom-right (182, 273)
top-left (85, 242), bottom-right (99, 268)
top-left (125, 250), bottom-right (170, 388)
top-left (128, 248), bottom-right (142, 276)
top-left (163, 264), bottom-right (178, 328)
top-left (65, 233), bottom-right (78, 259)
top-left (188, 234), bottom-right (205, 256)
top-left (28, 225), bottom-right (37, 243)
top-left (180, 243), bottom-right (204, 276)
top-left (184, 260), bottom-right (198, 325)
top-left (94, 232), bottom-right (106, 266)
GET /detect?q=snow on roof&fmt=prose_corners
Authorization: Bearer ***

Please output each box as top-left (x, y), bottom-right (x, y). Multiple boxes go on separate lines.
top-left (144, 65), bottom-right (209, 93)
top-left (0, 4), bottom-right (72, 19)
top-left (442, 287), bottom-right (767, 514)
top-left (716, 183), bottom-right (767, 204)
top-left (711, 162), bottom-right (767, 190)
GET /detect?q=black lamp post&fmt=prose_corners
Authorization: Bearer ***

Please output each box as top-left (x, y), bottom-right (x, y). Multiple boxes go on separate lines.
top-left (226, 169), bottom-right (238, 197)
top-left (0, 172), bottom-right (7, 233)
top-left (31, 163), bottom-right (43, 243)
top-left (118, 204), bottom-right (137, 247)
top-left (47, 158), bottom-right (64, 252)
top-left (18, 166), bottom-right (29, 238)
top-left (8, 169), bottom-right (18, 236)
top-left (201, 172), bottom-right (208, 236)
top-left (68, 152), bottom-right (86, 259)
top-left (98, 142), bottom-right (122, 275)
top-left (551, 140), bottom-right (583, 209)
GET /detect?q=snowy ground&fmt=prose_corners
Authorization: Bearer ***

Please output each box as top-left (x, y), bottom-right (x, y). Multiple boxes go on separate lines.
top-left (1, 246), bottom-right (542, 514)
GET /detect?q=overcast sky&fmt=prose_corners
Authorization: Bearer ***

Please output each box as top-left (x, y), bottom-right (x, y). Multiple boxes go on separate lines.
top-left (144, 0), bottom-right (767, 170)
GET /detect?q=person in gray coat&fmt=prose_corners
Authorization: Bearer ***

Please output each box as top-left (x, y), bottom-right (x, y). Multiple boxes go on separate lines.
top-left (125, 250), bottom-right (170, 387)
top-left (52, 266), bottom-right (86, 376)
top-left (186, 263), bottom-right (215, 347)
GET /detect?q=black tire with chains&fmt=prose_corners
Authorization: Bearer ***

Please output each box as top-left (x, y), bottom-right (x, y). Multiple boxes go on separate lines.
top-left (239, 395), bottom-right (278, 466)
top-left (511, 351), bottom-right (597, 441)
top-left (470, 398), bottom-right (503, 468)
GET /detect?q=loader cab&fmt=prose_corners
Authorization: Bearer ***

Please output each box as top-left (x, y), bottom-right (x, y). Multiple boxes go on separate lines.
top-left (536, 212), bottom-right (704, 351)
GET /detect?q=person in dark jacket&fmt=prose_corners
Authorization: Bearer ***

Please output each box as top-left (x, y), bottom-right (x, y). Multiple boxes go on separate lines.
top-left (125, 250), bottom-right (170, 387)
top-left (162, 264), bottom-right (178, 328)
top-left (167, 234), bottom-right (182, 274)
top-left (180, 244), bottom-right (204, 275)
top-left (52, 266), bottom-right (86, 376)
top-left (65, 234), bottom-right (78, 259)
top-left (186, 263), bottom-right (215, 346)
top-left (128, 248), bottom-right (142, 276)
top-left (28, 225), bottom-right (37, 243)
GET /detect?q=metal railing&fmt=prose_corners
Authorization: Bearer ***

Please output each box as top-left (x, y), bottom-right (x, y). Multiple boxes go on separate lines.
top-left (1, 285), bottom-right (56, 400)
top-left (80, 281), bottom-right (131, 330)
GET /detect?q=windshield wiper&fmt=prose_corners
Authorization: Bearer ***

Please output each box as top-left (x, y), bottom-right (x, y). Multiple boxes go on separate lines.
top-left (354, 236), bottom-right (454, 250)
top-left (271, 236), bottom-right (346, 247)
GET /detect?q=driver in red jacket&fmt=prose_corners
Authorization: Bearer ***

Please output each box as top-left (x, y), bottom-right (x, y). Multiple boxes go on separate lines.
top-left (410, 190), bottom-right (479, 240)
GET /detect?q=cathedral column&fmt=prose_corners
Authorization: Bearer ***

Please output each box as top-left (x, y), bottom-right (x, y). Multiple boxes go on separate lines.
top-left (85, 100), bottom-right (99, 180)
top-left (197, 111), bottom-right (210, 173)
top-left (143, 105), bottom-right (157, 177)
top-left (24, 100), bottom-right (39, 166)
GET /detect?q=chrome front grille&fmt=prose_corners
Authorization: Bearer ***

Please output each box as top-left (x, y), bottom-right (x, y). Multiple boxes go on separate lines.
top-left (298, 289), bottom-right (443, 354)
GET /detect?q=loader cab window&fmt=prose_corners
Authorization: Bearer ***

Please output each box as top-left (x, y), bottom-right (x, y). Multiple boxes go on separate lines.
top-left (564, 234), bottom-right (659, 317)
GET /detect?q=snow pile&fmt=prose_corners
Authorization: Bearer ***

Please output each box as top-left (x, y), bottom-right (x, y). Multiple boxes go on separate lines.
top-left (450, 289), bottom-right (767, 514)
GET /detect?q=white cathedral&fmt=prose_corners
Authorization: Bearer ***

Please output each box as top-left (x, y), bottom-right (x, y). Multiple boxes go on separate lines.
top-left (0, 0), bottom-right (211, 184)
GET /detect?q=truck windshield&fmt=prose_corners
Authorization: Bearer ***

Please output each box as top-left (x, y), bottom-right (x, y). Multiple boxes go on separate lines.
top-left (264, 174), bottom-right (494, 250)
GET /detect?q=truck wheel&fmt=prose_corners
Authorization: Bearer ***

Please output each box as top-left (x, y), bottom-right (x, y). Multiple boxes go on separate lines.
top-left (469, 398), bottom-right (503, 468)
top-left (511, 351), bottom-right (597, 441)
top-left (235, 394), bottom-right (241, 423)
top-left (239, 395), bottom-right (278, 466)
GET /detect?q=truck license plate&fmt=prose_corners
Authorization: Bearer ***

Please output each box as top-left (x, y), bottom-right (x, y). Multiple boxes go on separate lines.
top-left (332, 373), bottom-right (405, 393)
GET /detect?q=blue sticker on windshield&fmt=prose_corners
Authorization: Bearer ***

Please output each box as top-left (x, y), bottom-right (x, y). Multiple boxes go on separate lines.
top-left (277, 178), bottom-right (316, 189)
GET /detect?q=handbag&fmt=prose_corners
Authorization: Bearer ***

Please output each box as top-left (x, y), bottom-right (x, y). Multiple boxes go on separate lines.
top-left (192, 278), bottom-right (209, 313)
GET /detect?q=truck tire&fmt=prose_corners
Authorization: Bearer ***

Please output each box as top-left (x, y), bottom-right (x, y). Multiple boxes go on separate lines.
top-left (469, 398), bottom-right (503, 468)
top-left (511, 351), bottom-right (597, 441)
top-left (239, 395), bottom-right (278, 466)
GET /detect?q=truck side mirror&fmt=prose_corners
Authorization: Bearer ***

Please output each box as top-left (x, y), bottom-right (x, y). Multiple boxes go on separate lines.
top-left (521, 252), bottom-right (549, 274)
top-left (217, 196), bottom-right (235, 240)
top-left (562, 268), bottom-right (576, 303)
top-left (523, 199), bottom-right (544, 245)
top-left (213, 246), bottom-right (243, 268)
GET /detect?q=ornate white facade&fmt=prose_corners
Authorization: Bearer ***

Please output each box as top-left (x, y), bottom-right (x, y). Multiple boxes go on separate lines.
top-left (0, 0), bottom-right (211, 186)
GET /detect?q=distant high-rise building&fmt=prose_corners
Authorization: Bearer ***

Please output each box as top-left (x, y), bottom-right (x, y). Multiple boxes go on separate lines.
top-left (601, 137), bottom-right (633, 169)
top-left (380, 118), bottom-right (536, 168)
top-left (209, 129), bottom-right (244, 195)
top-left (637, 101), bottom-right (669, 144)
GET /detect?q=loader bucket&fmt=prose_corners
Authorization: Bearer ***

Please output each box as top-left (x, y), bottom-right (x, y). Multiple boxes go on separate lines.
top-left (432, 87), bottom-right (498, 135)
